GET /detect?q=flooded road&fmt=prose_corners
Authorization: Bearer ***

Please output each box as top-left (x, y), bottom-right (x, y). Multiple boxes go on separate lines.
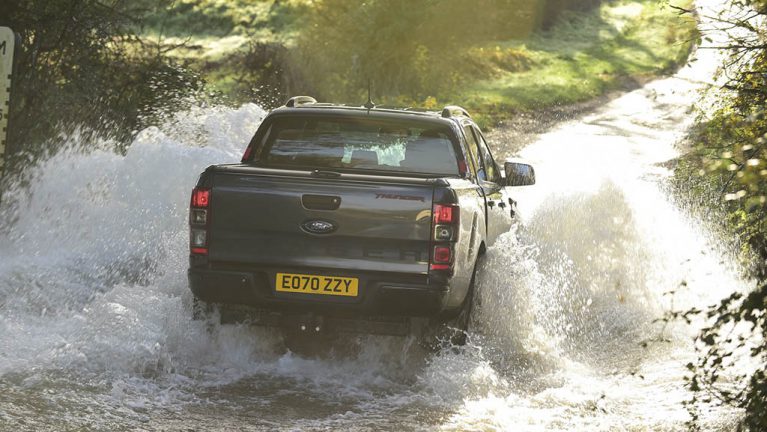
top-left (0, 1), bottom-right (750, 430)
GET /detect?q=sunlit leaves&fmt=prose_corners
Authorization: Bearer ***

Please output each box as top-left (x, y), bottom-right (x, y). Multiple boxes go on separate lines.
top-left (295, 0), bottom-right (573, 103)
top-left (5, 0), bottom-right (206, 167)
top-left (674, 1), bottom-right (767, 430)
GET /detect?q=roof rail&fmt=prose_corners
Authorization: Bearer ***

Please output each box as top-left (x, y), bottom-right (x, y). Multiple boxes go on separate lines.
top-left (285, 96), bottom-right (317, 107)
top-left (441, 105), bottom-right (471, 119)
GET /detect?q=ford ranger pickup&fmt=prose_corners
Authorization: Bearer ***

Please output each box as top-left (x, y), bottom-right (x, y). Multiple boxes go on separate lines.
top-left (187, 96), bottom-right (535, 341)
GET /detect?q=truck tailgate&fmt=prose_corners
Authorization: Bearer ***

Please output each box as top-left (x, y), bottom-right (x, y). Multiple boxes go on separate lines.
top-left (207, 169), bottom-right (435, 274)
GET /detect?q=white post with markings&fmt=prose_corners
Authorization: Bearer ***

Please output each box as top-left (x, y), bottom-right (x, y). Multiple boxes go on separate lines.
top-left (0, 27), bottom-right (15, 179)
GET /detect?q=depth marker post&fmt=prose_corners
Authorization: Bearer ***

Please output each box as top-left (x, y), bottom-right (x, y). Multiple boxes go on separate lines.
top-left (0, 27), bottom-right (16, 206)
top-left (0, 26), bottom-right (15, 184)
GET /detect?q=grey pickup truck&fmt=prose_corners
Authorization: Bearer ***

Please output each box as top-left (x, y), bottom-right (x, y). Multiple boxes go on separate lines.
top-left (188, 96), bottom-right (535, 343)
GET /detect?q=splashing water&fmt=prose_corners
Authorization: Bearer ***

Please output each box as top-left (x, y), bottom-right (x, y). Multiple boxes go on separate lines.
top-left (0, 1), bottom-right (752, 430)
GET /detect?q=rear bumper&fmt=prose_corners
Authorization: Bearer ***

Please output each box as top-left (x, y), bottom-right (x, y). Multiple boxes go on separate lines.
top-left (188, 265), bottom-right (451, 322)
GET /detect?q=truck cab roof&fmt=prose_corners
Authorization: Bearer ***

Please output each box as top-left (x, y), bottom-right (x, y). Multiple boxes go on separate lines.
top-left (271, 96), bottom-right (473, 126)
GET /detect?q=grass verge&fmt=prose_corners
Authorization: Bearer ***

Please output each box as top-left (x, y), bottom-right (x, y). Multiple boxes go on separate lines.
top-left (140, 0), bottom-right (697, 126)
top-left (459, 0), bottom-right (697, 126)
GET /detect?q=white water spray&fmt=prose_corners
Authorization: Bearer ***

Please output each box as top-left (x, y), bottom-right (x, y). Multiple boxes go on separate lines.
top-left (0, 1), bottom-right (754, 430)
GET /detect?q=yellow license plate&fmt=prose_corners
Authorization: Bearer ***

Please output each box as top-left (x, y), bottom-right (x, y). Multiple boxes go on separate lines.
top-left (275, 273), bottom-right (359, 297)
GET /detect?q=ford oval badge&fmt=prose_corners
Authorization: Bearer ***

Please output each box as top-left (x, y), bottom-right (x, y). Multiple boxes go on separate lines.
top-left (301, 219), bottom-right (337, 235)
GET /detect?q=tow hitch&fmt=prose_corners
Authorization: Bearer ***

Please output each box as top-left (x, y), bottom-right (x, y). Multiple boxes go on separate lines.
top-left (294, 314), bottom-right (325, 333)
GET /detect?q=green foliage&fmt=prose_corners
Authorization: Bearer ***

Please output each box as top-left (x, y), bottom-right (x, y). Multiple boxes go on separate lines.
top-left (539, 0), bottom-right (603, 28)
top-left (127, 0), bottom-right (693, 126)
top-left (683, 282), bottom-right (767, 432)
top-left (141, 0), bottom-right (309, 39)
top-left (672, 2), bottom-right (767, 430)
top-left (2, 0), bottom-right (204, 170)
top-left (463, 0), bottom-right (697, 123)
top-left (294, 0), bottom-right (542, 103)
top-left (0, 0), bottom-right (697, 170)
top-left (135, 0), bottom-right (312, 107)
top-left (291, 0), bottom-right (694, 127)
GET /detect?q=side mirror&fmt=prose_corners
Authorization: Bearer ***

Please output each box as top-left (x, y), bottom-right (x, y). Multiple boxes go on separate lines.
top-left (504, 160), bottom-right (536, 186)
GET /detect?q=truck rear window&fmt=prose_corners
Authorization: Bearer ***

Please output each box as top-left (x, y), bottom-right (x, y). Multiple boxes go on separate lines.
top-left (253, 117), bottom-right (460, 176)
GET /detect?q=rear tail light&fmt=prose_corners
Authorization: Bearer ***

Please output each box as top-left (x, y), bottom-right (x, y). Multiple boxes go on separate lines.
top-left (191, 188), bottom-right (210, 208)
top-left (430, 245), bottom-right (453, 271)
top-left (430, 203), bottom-right (459, 273)
top-left (434, 204), bottom-right (458, 224)
top-left (190, 187), bottom-right (211, 255)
